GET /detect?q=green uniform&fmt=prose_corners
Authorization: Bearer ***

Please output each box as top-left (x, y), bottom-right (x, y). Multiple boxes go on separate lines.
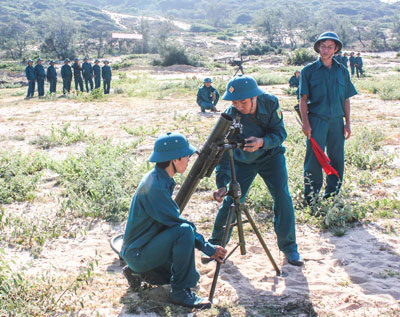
top-left (46, 65), bottom-right (57, 93)
top-left (93, 64), bottom-right (101, 89)
top-left (355, 56), bottom-right (363, 78)
top-left (102, 65), bottom-right (112, 94)
top-left (34, 64), bottom-right (45, 97)
top-left (82, 61), bottom-right (93, 92)
top-left (72, 62), bottom-right (83, 92)
top-left (299, 58), bottom-right (357, 200)
top-left (196, 85), bottom-right (219, 112)
top-left (121, 166), bottom-right (216, 291)
top-left (289, 74), bottom-right (300, 99)
top-left (61, 64), bottom-right (72, 94)
top-left (209, 93), bottom-right (298, 256)
top-left (349, 56), bottom-right (356, 76)
top-left (25, 65), bottom-right (36, 98)
top-left (341, 56), bottom-right (348, 68)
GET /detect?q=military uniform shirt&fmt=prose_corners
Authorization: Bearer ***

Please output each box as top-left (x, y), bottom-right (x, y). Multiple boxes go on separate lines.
top-left (197, 85), bottom-right (220, 105)
top-left (46, 65), bottom-right (57, 80)
top-left (121, 166), bottom-right (216, 257)
top-left (25, 65), bottom-right (35, 81)
top-left (61, 64), bottom-right (72, 79)
top-left (34, 64), bottom-right (45, 79)
top-left (72, 63), bottom-right (82, 78)
top-left (299, 58), bottom-right (357, 119)
top-left (289, 75), bottom-right (299, 87)
top-left (216, 93), bottom-right (287, 188)
top-left (82, 62), bottom-right (93, 79)
top-left (93, 64), bottom-right (101, 77)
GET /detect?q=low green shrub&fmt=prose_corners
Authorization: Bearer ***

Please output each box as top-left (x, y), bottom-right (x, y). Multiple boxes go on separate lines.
top-left (30, 123), bottom-right (87, 149)
top-left (253, 73), bottom-right (288, 85)
top-left (153, 44), bottom-right (200, 67)
top-left (190, 24), bottom-right (217, 33)
top-left (287, 48), bottom-right (316, 65)
top-left (54, 139), bottom-right (150, 222)
top-left (239, 39), bottom-right (274, 56)
top-left (0, 152), bottom-right (47, 204)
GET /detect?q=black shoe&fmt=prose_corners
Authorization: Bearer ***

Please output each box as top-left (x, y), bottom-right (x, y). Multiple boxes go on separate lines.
top-left (170, 288), bottom-right (211, 309)
top-left (123, 266), bottom-right (142, 291)
top-left (286, 252), bottom-right (304, 267)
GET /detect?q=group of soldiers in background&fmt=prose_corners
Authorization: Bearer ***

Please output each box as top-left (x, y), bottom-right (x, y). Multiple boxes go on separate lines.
top-left (334, 51), bottom-right (364, 78)
top-left (25, 57), bottom-right (112, 99)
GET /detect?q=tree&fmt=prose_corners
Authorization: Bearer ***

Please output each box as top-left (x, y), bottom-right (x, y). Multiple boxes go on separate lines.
top-left (40, 16), bottom-right (76, 59)
top-left (0, 19), bottom-right (31, 60)
top-left (256, 8), bottom-right (284, 47)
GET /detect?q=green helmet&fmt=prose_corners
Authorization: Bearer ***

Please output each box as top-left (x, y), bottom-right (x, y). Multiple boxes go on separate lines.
top-left (314, 31), bottom-right (342, 54)
top-left (148, 132), bottom-right (196, 162)
top-left (222, 75), bottom-right (264, 101)
top-left (204, 77), bottom-right (212, 83)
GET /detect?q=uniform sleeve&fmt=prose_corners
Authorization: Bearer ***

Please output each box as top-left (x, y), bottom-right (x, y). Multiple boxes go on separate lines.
top-left (46, 68), bottom-right (50, 80)
top-left (261, 97), bottom-right (287, 150)
top-left (196, 88), bottom-right (202, 106)
top-left (194, 232), bottom-right (216, 256)
top-left (344, 70), bottom-right (357, 99)
top-left (213, 88), bottom-right (220, 105)
top-left (299, 69), bottom-right (309, 97)
top-left (215, 150), bottom-right (231, 189)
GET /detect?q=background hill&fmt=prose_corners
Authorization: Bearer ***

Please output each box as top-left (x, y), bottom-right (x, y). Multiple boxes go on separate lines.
top-left (0, 0), bottom-right (399, 62)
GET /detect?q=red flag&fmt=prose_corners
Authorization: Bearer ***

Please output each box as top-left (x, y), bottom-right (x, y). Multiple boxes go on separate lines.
top-left (309, 137), bottom-right (339, 178)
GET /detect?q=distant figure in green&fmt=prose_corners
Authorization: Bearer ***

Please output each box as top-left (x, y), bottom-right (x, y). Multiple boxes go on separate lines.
top-left (102, 60), bottom-right (112, 94)
top-left (355, 53), bottom-right (364, 78)
top-left (25, 59), bottom-right (35, 99)
top-left (342, 52), bottom-right (349, 69)
top-left (61, 58), bottom-right (72, 95)
top-left (46, 60), bottom-right (57, 94)
top-left (72, 58), bottom-right (84, 92)
top-left (349, 52), bottom-right (356, 77)
top-left (93, 59), bottom-right (101, 89)
top-left (82, 56), bottom-right (93, 92)
top-left (289, 70), bottom-right (300, 99)
top-left (196, 78), bottom-right (219, 113)
top-left (34, 58), bottom-right (46, 98)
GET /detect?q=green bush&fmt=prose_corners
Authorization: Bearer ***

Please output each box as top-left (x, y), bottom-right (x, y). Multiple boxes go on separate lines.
top-left (0, 152), bottom-right (47, 204)
top-left (239, 39), bottom-right (274, 56)
top-left (253, 73), bottom-right (288, 85)
top-left (345, 128), bottom-right (393, 170)
top-left (54, 139), bottom-right (150, 222)
top-left (287, 48), bottom-right (317, 65)
top-left (190, 24), bottom-right (217, 33)
top-left (30, 123), bottom-right (87, 149)
top-left (153, 44), bottom-right (200, 67)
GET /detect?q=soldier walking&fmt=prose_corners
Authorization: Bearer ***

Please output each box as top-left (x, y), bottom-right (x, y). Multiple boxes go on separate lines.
top-left (61, 58), bottom-right (72, 94)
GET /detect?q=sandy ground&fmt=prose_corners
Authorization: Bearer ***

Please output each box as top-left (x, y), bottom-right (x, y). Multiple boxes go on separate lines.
top-left (1, 56), bottom-right (400, 316)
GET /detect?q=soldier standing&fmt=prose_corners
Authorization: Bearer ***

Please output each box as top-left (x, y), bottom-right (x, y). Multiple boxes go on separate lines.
top-left (355, 53), bottom-right (364, 78)
top-left (349, 52), bottom-right (356, 77)
top-left (34, 58), bottom-right (46, 98)
top-left (342, 52), bottom-right (349, 69)
top-left (102, 60), bottom-right (112, 94)
top-left (25, 59), bottom-right (35, 99)
top-left (61, 58), bottom-right (72, 94)
top-left (299, 32), bottom-right (357, 205)
top-left (72, 58), bottom-right (84, 92)
top-left (46, 60), bottom-right (57, 94)
top-left (93, 59), bottom-right (101, 89)
top-left (82, 56), bottom-right (94, 92)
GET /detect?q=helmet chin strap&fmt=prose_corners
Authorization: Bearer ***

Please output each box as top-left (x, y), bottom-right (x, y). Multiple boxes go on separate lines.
top-left (172, 160), bottom-right (177, 173)
top-left (250, 97), bottom-right (255, 113)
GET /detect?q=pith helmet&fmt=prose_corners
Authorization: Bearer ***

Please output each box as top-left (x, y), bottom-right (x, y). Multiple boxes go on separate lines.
top-left (222, 75), bottom-right (264, 101)
top-left (74, 58), bottom-right (79, 62)
top-left (64, 58), bottom-right (70, 62)
top-left (148, 132), bottom-right (196, 162)
top-left (95, 59), bottom-right (99, 63)
top-left (314, 31), bottom-right (342, 54)
top-left (50, 60), bottom-right (55, 64)
top-left (203, 77), bottom-right (212, 83)
top-left (37, 58), bottom-right (42, 62)
top-left (27, 59), bottom-right (33, 63)
top-left (84, 56), bottom-right (88, 60)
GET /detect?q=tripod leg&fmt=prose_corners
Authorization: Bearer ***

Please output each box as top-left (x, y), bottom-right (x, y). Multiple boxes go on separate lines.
top-left (235, 205), bottom-right (246, 255)
top-left (208, 204), bottom-right (235, 302)
top-left (242, 207), bottom-right (282, 276)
